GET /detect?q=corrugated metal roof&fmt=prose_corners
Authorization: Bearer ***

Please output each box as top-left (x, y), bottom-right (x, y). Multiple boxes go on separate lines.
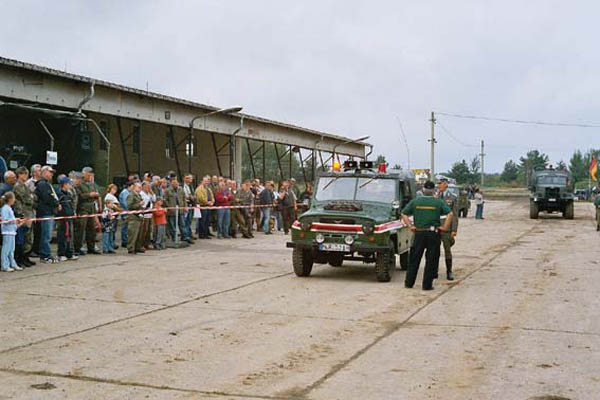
top-left (0, 56), bottom-right (366, 146)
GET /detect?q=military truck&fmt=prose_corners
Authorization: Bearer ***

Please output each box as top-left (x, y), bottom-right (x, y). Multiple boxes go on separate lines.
top-left (447, 183), bottom-right (470, 217)
top-left (529, 168), bottom-right (575, 219)
top-left (286, 161), bottom-right (416, 282)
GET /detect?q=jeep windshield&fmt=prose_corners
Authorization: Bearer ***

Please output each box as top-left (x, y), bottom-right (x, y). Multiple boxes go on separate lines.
top-left (538, 175), bottom-right (567, 185)
top-left (315, 177), bottom-right (396, 203)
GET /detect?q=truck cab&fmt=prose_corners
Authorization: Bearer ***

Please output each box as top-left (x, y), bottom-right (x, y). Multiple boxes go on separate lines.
top-left (286, 161), bottom-right (416, 282)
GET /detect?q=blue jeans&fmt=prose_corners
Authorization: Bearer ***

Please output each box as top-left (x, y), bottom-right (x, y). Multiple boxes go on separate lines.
top-left (1, 234), bottom-right (17, 270)
top-left (198, 209), bottom-right (211, 237)
top-left (262, 207), bottom-right (271, 233)
top-left (121, 215), bottom-right (128, 246)
top-left (39, 218), bottom-right (55, 259)
top-left (102, 231), bottom-right (114, 252)
top-left (217, 209), bottom-right (231, 238)
top-left (167, 214), bottom-right (188, 241)
top-left (475, 204), bottom-right (484, 219)
top-left (184, 209), bottom-right (193, 238)
top-left (57, 220), bottom-right (74, 257)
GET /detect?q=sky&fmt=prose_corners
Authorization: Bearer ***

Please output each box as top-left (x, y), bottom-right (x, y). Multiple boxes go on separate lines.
top-left (2, 0), bottom-right (599, 173)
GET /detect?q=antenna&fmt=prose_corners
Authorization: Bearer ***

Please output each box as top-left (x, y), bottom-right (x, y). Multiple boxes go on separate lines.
top-left (396, 116), bottom-right (411, 170)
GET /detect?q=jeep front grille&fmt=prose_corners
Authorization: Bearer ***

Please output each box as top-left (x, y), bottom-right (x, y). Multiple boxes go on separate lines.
top-left (319, 218), bottom-right (356, 225)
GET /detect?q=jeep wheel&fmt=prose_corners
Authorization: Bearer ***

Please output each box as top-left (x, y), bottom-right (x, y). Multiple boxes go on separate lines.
top-left (563, 202), bottom-right (574, 220)
top-left (399, 250), bottom-right (409, 270)
top-left (375, 240), bottom-right (396, 282)
top-left (530, 202), bottom-right (539, 219)
top-left (293, 248), bottom-right (313, 277)
top-left (328, 254), bottom-right (344, 267)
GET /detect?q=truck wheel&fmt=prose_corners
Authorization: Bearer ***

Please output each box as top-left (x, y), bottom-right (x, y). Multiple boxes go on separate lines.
top-left (530, 202), bottom-right (539, 219)
top-left (375, 240), bottom-right (396, 282)
top-left (293, 248), bottom-right (313, 277)
top-left (328, 254), bottom-right (344, 267)
top-left (563, 202), bottom-right (574, 220)
top-left (399, 250), bottom-right (409, 271)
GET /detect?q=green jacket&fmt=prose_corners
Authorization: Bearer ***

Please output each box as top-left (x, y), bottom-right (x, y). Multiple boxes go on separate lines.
top-left (439, 190), bottom-right (459, 232)
top-left (164, 186), bottom-right (185, 216)
top-left (77, 181), bottom-right (99, 213)
top-left (127, 191), bottom-right (143, 218)
top-left (402, 195), bottom-right (451, 229)
top-left (13, 181), bottom-right (34, 218)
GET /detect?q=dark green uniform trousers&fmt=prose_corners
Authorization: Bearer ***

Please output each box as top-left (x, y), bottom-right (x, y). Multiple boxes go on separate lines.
top-left (405, 231), bottom-right (441, 289)
top-left (127, 216), bottom-right (142, 252)
top-left (74, 213), bottom-right (97, 253)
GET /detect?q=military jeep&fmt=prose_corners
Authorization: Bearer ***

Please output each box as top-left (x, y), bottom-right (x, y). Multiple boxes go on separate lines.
top-left (529, 168), bottom-right (575, 219)
top-left (286, 161), bottom-right (416, 282)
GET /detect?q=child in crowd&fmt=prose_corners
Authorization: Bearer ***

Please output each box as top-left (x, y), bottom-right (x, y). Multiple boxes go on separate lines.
top-left (1, 192), bottom-right (23, 272)
top-left (153, 197), bottom-right (167, 250)
top-left (57, 176), bottom-right (77, 261)
top-left (101, 199), bottom-right (116, 253)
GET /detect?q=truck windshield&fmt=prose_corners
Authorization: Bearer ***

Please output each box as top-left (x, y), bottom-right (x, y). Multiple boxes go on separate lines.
top-left (315, 177), bottom-right (396, 203)
top-left (538, 175), bottom-right (567, 185)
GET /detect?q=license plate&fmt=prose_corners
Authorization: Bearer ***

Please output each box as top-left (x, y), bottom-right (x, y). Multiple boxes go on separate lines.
top-left (549, 198), bottom-right (556, 202)
top-left (319, 243), bottom-right (350, 252)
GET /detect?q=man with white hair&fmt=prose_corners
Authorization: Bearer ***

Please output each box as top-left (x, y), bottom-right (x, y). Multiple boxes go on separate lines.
top-left (0, 171), bottom-right (16, 196)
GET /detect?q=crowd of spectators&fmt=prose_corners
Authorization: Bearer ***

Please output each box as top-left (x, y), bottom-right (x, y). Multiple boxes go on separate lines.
top-left (0, 165), bottom-right (312, 272)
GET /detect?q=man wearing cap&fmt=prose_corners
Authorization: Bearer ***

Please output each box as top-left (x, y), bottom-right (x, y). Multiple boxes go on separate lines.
top-left (401, 180), bottom-right (453, 290)
top-left (13, 167), bottom-right (35, 267)
top-left (437, 178), bottom-right (459, 280)
top-left (35, 166), bottom-right (60, 263)
top-left (75, 167), bottom-right (101, 255)
top-left (57, 176), bottom-right (77, 261)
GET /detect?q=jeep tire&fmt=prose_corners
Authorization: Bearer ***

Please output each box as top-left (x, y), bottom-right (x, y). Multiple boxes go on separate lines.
top-left (375, 240), bottom-right (396, 282)
top-left (530, 202), bottom-right (539, 219)
top-left (293, 248), bottom-right (313, 277)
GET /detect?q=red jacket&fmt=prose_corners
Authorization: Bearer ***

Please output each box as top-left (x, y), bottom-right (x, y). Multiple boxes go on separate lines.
top-left (215, 189), bottom-right (232, 207)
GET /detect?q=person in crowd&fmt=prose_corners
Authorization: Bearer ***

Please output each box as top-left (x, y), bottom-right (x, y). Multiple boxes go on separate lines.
top-left (68, 171), bottom-right (81, 213)
top-left (229, 180), bottom-right (251, 239)
top-left (280, 180), bottom-right (297, 235)
top-left (299, 183), bottom-right (313, 212)
top-left (139, 181), bottom-right (155, 250)
top-left (195, 176), bottom-right (214, 239)
top-left (104, 184), bottom-right (121, 250)
top-left (126, 182), bottom-right (144, 254)
top-left (239, 180), bottom-right (255, 238)
top-left (56, 176), bottom-right (77, 261)
top-left (151, 175), bottom-right (162, 197)
top-left (119, 180), bottom-right (133, 248)
top-left (183, 173), bottom-right (195, 240)
top-left (215, 180), bottom-right (232, 239)
top-left (474, 189), bottom-right (484, 219)
top-left (25, 164), bottom-right (41, 258)
top-left (74, 167), bottom-right (101, 256)
top-left (35, 166), bottom-right (59, 263)
top-left (250, 179), bottom-right (262, 231)
top-left (0, 171), bottom-right (16, 196)
top-left (13, 167), bottom-right (35, 267)
top-left (259, 181), bottom-right (275, 234)
top-left (1, 192), bottom-right (23, 272)
top-left (153, 197), bottom-right (167, 250)
top-left (164, 177), bottom-right (191, 244)
top-left (101, 198), bottom-right (116, 254)
top-left (273, 183), bottom-right (284, 232)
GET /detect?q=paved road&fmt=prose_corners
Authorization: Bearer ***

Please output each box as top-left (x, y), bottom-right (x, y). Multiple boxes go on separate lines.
top-left (1, 200), bottom-right (598, 399)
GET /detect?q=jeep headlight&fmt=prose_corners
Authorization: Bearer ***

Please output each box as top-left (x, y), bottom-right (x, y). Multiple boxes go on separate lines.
top-left (316, 233), bottom-right (325, 243)
top-left (301, 220), bottom-right (312, 231)
top-left (362, 223), bottom-right (374, 235)
top-left (344, 235), bottom-right (354, 245)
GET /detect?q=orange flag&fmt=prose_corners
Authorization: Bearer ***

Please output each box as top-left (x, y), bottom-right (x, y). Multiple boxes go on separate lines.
top-left (590, 157), bottom-right (598, 181)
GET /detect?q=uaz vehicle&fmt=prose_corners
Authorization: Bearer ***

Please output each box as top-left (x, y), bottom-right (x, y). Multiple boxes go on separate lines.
top-left (529, 168), bottom-right (575, 219)
top-left (287, 161), bottom-right (416, 282)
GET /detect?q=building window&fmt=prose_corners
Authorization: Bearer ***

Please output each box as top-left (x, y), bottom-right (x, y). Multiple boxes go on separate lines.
top-left (186, 135), bottom-right (197, 158)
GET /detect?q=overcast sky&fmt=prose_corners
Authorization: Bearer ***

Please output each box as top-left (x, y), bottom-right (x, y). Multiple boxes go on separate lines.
top-left (2, 0), bottom-right (599, 173)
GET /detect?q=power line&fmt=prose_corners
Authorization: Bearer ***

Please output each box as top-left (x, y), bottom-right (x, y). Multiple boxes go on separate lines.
top-left (436, 121), bottom-right (478, 148)
top-left (395, 116), bottom-right (411, 169)
top-left (435, 111), bottom-right (600, 129)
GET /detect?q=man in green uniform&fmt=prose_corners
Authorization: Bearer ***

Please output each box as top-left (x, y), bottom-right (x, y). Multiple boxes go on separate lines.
top-left (164, 177), bottom-right (190, 243)
top-left (437, 178), bottom-right (459, 280)
top-left (239, 181), bottom-right (255, 237)
top-left (401, 181), bottom-right (453, 290)
top-left (74, 167), bottom-right (101, 255)
top-left (13, 167), bottom-right (35, 267)
top-left (229, 181), bottom-right (251, 238)
top-left (126, 182), bottom-right (144, 254)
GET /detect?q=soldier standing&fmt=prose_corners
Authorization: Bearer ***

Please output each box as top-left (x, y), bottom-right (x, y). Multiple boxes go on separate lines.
top-left (239, 181), bottom-right (255, 238)
top-left (126, 182), bottom-right (144, 254)
top-left (74, 167), bottom-right (101, 255)
top-left (437, 178), bottom-right (458, 280)
top-left (13, 167), bottom-right (35, 267)
top-left (401, 181), bottom-right (453, 290)
top-left (229, 181), bottom-right (251, 238)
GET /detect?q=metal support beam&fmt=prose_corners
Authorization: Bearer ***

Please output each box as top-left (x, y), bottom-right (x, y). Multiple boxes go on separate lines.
top-left (210, 132), bottom-right (223, 177)
top-left (274, 144), bottom-right (284, 182)
top-left (115, 116), bottom-right (130, 176)
top-left (298, 148), bottom-right (308, 184)
top-left (289, 145), bottom-right (293, 179)
top-left (262, 141), bottom-right (266, 183)
top-left (246, 139), bottom-right (257, 180)
top-left (169, 125), bottom-right (182, 181)
top-left (38, 119), bottom-right (55, 151)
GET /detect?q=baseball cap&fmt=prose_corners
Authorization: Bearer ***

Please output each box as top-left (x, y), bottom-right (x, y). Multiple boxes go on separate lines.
top-left (58, 176), bottom-right (73, 185)
top-left (82, 166), bottom-right (94, 173)
top-left (424, 181), bottom-right (435, 189)
top-left (41, 165), bottom-right (56, 173)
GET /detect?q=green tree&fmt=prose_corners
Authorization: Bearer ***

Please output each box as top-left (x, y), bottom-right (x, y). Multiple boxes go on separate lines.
top-left (556, 160), bottom-right (567, 170)
top-left (501, 160), bottom-right (519, 182)
top-left (519, 150), bottom-right (549, 185)
top-left (376, 154), bottom-right (387, 165)
top-left (392, 163), bottom-right (402, 170)
top-left (448, 160), bottom-right (471, 184)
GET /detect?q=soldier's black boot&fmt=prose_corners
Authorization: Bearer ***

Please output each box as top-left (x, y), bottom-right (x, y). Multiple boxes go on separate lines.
top-left (446, 258), bottom-right (454, 280)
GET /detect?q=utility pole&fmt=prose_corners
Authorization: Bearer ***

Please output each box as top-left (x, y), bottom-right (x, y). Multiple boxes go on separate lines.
top-left (429, 111), bottom-right (436, 178)
top-left (480, 140), bottom-right (485, 187)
